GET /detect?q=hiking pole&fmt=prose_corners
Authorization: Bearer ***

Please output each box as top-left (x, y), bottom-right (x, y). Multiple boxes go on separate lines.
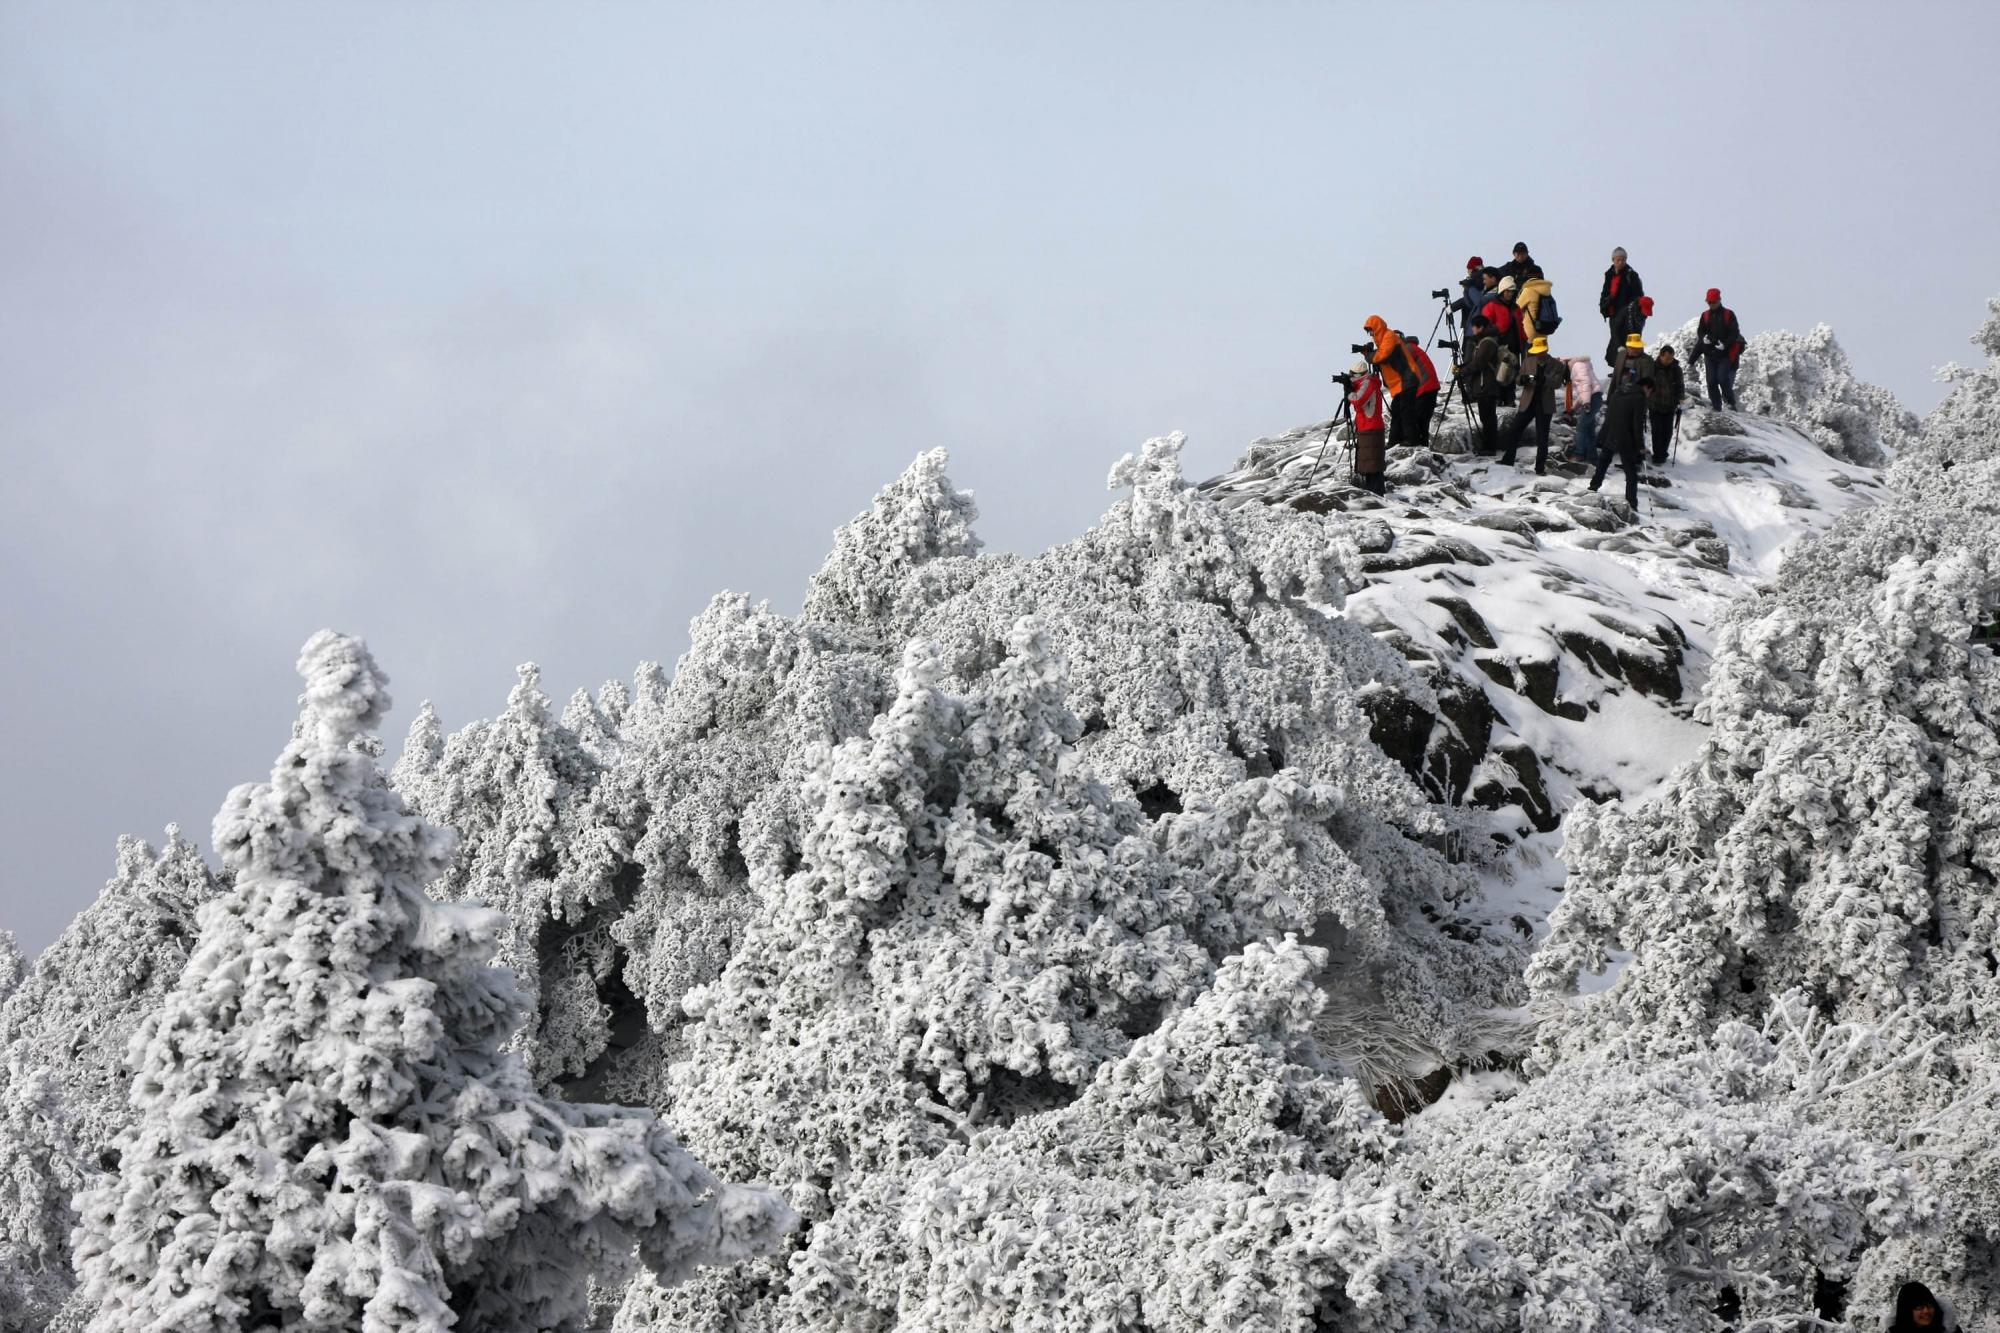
top-left (1671, 407), bottom-right (1683, 464)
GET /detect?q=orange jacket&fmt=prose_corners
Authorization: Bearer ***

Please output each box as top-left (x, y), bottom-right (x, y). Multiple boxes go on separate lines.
top-left (1363, 316), bottom-right (1418, 397)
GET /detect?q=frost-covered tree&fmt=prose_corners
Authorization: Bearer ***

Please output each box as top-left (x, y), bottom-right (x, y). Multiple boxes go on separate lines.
top-left (1660, 317), bottom-right (1917, 465)
top-left (1535, 297), bottom-right (2000, 1324)
top-left (393, 666), bottom-right (633, 1084)
top-left (0, 828), bottom-right (219, 1330)
top-left (0, 932), bottom-right (22, 1007)
top-left (70, 631), bottom-right (792, 1333)
top-left (617, 604), bottom-right (1517, 1329)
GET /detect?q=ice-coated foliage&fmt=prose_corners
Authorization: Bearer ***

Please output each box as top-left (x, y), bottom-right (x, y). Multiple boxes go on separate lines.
top-left (1660, 317), bottom-right (1917, 465)
top-left (69, 631), bottom-right (792, 1333)
top-left (0, 828), bottom-right (218, 1329)
top-left (1538, 299), bottom-right (2000, 1323)
top-left (393, 667), bottom-right (632, 1084)
top-left (1410, 996), bottom-right (1932, 1332)
top-left (0, 933), bottom-right (21, 1007)
top-left (801, 445), bottom-right (985, 635)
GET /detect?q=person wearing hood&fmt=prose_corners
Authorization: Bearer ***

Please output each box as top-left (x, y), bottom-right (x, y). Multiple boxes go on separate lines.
top-left (1515, 266), bottom-right (1556, 346)
top-left (1598, 247), bottom-right (1643, 340)
top-left (1347, 359), bottom-right (1388, 495)
top-left (1499, 335), bottom-right (1559, 474)
top-left (1693, 287), bottom-right (1745, 409)
top-left (1401, 332), bottom-right (1443, 447)
top-left (1562, 354), bottom-right (1604, 464)
top-left (1483, 276), bottom-right (1523, 352)
top-left (1888, 1281), bottom-right (1949, 1331)
top-left (1647, 343), bottom-right (1686, 464)
top-left (1363, 315), bottom-right (1423, 451)
top-left (1591, 332), bottom-right (1656, 515)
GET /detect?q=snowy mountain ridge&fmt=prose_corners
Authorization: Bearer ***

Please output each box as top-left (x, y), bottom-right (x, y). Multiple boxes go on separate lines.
top-left (2, 307), bottom-right (1996, 1333)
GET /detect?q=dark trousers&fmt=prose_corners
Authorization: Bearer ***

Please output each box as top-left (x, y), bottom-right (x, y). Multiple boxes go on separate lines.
top-left (1501, 398), bottom-right (1551, 471)
top-left (1387, 390), bottom-right (1417, 452)
top-left (1412, 390), bottom-right (1438, 447)
top-left (1475, 397), bottom-right (1499, 455)
top-left (1704, 353), bottom-right (1739, 409)
top-left (1648, 408), bottom-right (1674, 463)
top-left (1593, 393), bottom-right (1647, 511)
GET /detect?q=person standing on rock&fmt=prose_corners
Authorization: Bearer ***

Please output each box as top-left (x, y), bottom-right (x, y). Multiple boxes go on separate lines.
top-left (1693, 288), bottom-right (1745, 409)
top-left (1452, 257), bottom-right (1488, 331)
top-left (1561, 355), bottom-right (1604, 464)
top-left (1347, 359), bottom-right (1388, 496)
top-left (1500, 336), bottom-right (1560, 475)
top-left (1599, 247), bottom-right (1644, 361)
top-left (1591, 332), bottom-right (1656, 515)
top-left (1463, 315), bottom-right (1507, 456)
top-left (1486, 276), bottom-right (1524, 353)
top-left (1401, 332), bottom-right (1443, 448)
top-left (1363, 315), bottom-right (1423, 452)
top-left (1497, 241), bottom-right (1536, 284)
top-left (1648, 344), bottom-right (1686, 464)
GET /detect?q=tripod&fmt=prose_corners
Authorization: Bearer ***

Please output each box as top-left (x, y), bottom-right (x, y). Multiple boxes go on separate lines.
top-left (1300, 382), bottom-right (1358, 491)
top-left (1421, 293), bottom-right (1478, 440)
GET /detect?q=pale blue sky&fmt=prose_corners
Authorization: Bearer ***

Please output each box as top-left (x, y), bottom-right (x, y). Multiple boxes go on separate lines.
top-left (5, 1), bottom-right (1997, 953)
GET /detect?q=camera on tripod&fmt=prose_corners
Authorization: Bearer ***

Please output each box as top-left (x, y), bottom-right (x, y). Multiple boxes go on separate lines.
top-left (1331, 370), bottom-right (1359, 389)
top-left (1437, 337), bottom-right (1459, 351)
top-left (1430, 288), bottom-right (1452, 300)
top-left (1350, 342), bottom-right (1373, 356)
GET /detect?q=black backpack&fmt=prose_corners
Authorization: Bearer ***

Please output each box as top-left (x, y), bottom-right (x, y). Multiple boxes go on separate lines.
top-left (1536, 292), bottom-right (1563, 335)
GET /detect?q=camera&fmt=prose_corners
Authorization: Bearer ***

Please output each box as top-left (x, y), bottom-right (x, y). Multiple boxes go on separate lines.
top-left (1431, 288), bottom-right (1452, 300)
top-left (1350, 342), bottom-right (1373, 355)
top-left (1331, 371), bottom-right (1359, 388)
top-left (1438, 337), bottom-right (1459, 351)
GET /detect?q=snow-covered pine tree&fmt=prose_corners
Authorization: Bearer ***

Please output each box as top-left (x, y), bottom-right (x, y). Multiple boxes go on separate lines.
top-left (393, 665), bottom-right (633, 1085)
top-left (69, 631), bottom-right (792, 1333)
top-left (0, 828), bottom-right (220, 1330)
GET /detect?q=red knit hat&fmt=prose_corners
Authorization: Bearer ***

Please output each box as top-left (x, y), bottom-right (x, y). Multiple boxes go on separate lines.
top-left (1706, 287), bottom-right (1722, 303)
top-left (1467, 256), bottom-right (1483, 270)
top-left (1638, 296), bottom-right (1655, 315)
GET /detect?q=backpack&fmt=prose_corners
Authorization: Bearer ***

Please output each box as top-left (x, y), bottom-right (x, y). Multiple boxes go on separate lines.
top-left (1535, 292), bottom-right (1563, 335)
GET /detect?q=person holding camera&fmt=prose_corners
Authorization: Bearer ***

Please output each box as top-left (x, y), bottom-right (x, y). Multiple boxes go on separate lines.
top-left (1360, 315), bottom-right (1422, 453)
top-left (1345, 359), bottom-right (1388, 495)
top-left (1451, 258), bottom-right (1488, 330)
top-left (1461, 315), bottom-right (1507, 456)
top-left (1401, 333), bottom-right (1442, 448)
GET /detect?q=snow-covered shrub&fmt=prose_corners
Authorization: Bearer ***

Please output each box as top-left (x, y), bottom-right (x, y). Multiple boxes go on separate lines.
top-left (0, 829), bottom-right (218, 1329)
top-left (0, 933), bottom-right (21, 1007)
top-left (1410, 996), bottom-right (1933, 1333)
top-left (69, 631), bottom-right (792, 1333)
top-left (393, 665), bottom-right (634, 1085)
top-left (1537, 297), bottom-right (2000, 1325)
top-left (1661, 317), bottom-right (1917, 465)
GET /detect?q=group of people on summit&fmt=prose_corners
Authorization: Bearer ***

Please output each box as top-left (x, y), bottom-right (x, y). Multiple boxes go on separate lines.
top-left (1341, 241), bottom-right (1748, 516)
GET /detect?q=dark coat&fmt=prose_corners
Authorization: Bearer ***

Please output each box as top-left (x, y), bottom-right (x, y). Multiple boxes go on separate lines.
top-left (1497, 255), bottom-right (1536, 284)
top-left (1695, 306), bottom-right (1746, 361)
top-left (1599, 264), bottom-right (1644, 320)
top-left (1647, 358), bottom-right (1685, 410)
top-left (1889, 1281), bottom-right (1950, 1333)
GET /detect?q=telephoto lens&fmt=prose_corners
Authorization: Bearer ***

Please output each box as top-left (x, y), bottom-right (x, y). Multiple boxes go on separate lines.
top-left (1431, 287), bottom-right (1451, 300)
top-left (1351, 342), bottom-right (1372, 355)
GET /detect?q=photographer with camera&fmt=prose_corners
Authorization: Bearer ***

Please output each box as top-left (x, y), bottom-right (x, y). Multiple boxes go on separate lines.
top-left (1340, 359), bottom-right (1388, 495)
top-left (1460, 315), bottom-right (1510, 456)
top-left (1400, 331), bottom-right (1442, 448)
top-left (1450, 258), bottom-right (1487, 331)
top-left (1360, 316), bottom-right (1422, 456)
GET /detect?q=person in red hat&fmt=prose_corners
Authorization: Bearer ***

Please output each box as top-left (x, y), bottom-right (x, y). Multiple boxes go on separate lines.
top-left (1453, 256), bottom-right (1488, 332)
top-left (1692, 288), bottom-right (1745, 409)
